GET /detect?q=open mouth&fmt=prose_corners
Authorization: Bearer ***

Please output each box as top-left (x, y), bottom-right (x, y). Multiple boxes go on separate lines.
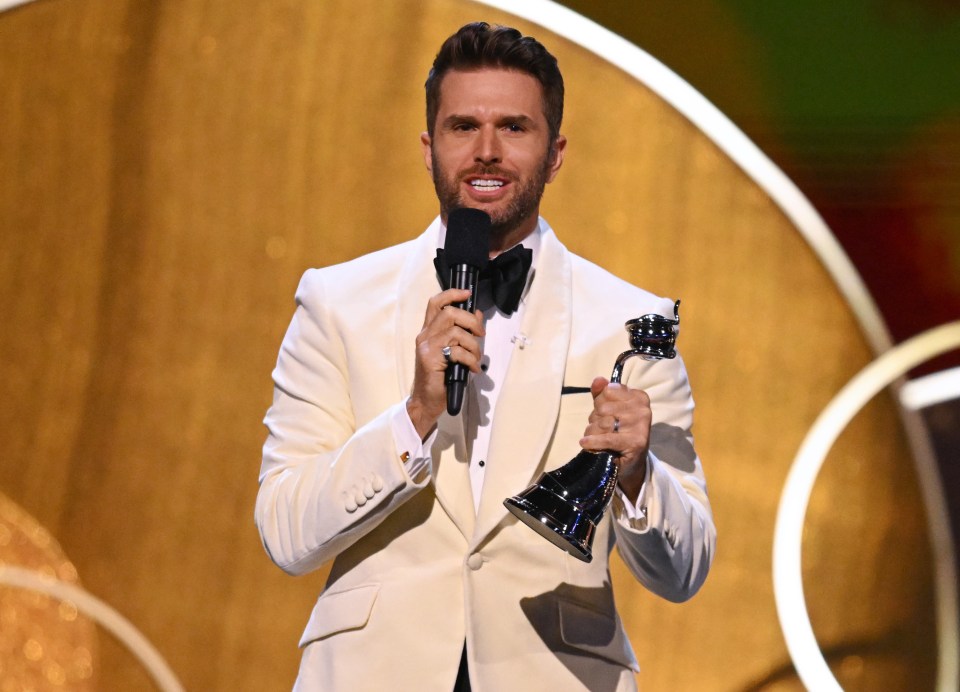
top-left (467, 178), bottom-right (507, 192)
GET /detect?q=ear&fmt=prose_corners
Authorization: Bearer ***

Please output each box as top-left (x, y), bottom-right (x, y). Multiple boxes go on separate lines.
top-left (420, 132), bottom-right (433, 176)
top-left (545, 135), bottom-right (567, 184)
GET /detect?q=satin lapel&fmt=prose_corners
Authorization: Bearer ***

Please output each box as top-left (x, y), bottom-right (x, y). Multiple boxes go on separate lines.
top-left (395, 218), bottom-right (475, 539)
top-left (471, 224), bottom-right (572, 547)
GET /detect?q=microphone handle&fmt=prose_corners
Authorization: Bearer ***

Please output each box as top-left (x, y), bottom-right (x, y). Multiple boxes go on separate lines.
top-left (445, 263), bottom-right (480, 415)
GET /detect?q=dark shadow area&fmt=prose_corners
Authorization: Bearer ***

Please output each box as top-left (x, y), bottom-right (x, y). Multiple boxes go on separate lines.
top-left (649, 422), bottom-right (697, 473)
top-left (520, 582), bottom-right (633, 692)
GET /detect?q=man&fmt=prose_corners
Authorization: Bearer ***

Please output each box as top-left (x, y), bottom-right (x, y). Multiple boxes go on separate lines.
top-left (257, 22), bottom-right (715, 691)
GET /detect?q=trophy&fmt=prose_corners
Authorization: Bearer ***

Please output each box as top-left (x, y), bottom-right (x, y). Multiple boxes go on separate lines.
top-left (503, 300), bottom-right (681, 562)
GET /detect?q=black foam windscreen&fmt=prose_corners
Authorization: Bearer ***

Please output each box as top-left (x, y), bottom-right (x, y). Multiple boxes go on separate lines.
top-left (445, 208), bottom-right (491, 269)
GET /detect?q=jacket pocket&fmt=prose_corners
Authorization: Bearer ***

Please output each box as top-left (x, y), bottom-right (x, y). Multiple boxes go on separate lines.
top-left (299, 583), bottom-right (380, 647)
top-left (558, 598), bottom-right (639, 672)
top-left (545, 392), bottom-right (594, 470)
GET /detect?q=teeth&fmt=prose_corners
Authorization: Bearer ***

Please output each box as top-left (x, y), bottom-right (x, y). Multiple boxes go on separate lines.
top-left (470, 179), bottom-right (504, 189)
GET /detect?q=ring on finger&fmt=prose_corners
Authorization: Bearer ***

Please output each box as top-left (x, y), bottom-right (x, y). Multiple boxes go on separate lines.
top-left (441, 345), bottom-right (453, 363)
top-left (613, 417), bottom-right (620, 433)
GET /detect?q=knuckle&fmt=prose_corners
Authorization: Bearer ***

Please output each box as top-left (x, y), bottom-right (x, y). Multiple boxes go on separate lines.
top-left (594, 401), bottom-right (612, 416)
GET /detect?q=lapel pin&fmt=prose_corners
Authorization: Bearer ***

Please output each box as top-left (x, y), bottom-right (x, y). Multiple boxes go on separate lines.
top-left (511, 333), bottom-right (530, 349)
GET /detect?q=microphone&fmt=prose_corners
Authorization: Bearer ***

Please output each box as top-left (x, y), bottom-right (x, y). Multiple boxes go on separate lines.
top-left (443, 207), bottom-right (491, 415)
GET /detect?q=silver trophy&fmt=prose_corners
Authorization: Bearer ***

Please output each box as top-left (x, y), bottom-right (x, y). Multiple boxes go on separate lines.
top-left (504, 300), bottom-right (681, 562)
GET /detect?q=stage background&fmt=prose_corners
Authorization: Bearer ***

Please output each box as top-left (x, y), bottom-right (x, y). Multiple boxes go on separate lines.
top-left (0, 0), bottom-right (956, 690)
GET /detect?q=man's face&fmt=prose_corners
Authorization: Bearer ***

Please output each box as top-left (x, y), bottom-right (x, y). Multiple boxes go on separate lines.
top-left (421, 68), bottom-right (566, 248)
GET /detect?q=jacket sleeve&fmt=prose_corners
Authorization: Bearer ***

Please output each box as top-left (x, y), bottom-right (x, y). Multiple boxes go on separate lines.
top-left (611, 351), bottom-right (716, 603)
top-left (255, 269), bottom-right (429, 576)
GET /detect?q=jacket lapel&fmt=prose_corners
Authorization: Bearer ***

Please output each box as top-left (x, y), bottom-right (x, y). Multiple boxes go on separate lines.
top-left (395, 218), bottom-right (476, 539)
top-left (472, 223), bottom-right (572, 546)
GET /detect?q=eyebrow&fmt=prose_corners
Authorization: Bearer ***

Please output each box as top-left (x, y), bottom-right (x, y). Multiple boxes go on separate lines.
top-left (500, 114), bottom-right (537, 128)
top-left (441, 113), bottom-right (539, 129)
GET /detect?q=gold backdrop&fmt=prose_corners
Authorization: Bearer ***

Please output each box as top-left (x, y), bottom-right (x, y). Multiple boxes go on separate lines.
top-left (0, 0), bottom-right (936, 690)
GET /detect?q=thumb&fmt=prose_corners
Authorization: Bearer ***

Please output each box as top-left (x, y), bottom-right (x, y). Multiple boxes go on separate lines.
top-left (590, 376), bottom-right (608, 399)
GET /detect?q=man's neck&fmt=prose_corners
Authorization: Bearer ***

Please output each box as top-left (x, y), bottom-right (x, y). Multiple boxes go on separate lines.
top-left (489, 213), bottom-right (539, 257)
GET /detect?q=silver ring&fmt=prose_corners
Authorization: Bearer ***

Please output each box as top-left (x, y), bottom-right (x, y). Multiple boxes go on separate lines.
top-left (613, 417), bottom-right (620, 433)
top-left (441, 345), bottom-right (452, 363)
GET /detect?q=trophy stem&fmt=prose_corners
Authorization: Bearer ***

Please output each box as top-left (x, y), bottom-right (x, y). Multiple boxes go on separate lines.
top-left (610, 350), bottom-right (642, 384)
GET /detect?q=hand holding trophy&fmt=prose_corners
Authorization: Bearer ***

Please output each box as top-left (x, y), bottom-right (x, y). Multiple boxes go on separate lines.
top-left (503, 301), bottom-right (682, 562)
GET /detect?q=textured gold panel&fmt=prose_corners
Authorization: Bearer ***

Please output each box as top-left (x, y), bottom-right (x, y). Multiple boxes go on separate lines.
top-left (0, 493), bottom-right (98, 689)
top-left (0, 0), bottom-right (935, 690)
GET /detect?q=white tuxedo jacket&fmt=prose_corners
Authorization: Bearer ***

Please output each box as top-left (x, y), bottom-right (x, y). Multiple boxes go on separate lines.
top-left (257, 218), bottom-right (715, 692)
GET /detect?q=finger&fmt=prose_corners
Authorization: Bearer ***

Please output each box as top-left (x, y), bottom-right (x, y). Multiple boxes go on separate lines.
top-left (586, 409), bottom-right (629, 429)
top-left (422, 318), bottom-right (484, 369)
top-left (590, 376), bottom-right (608, 399)
top-left (442, 343), bottom-right (484, 373)
top-left (441, 317), bottom-right (483, 351)
top-left (592, 392), bottom-right (650, 423)
top-left (579, 429), bottom-right (646, 458)
top-left (583, 415), bottom-right (631, 440)
top-left (418, 312), bottom-right (483, 353)
top-left (423, 288), bottom-right (473, 323)
top-left (425, 300), bottom-right (485, 339)
top-left (431, 287), bottom-right (472, 310)
top-left (589, 393), bottom-right (643, 421)
top-left (449, 308), bottom-right (486, 338)
top-left (592, 382), bottom-right (639, 405)
top-left (438, 328), bottom-right (483, 369)
top-left (579, 432), bottom-right (634, 455)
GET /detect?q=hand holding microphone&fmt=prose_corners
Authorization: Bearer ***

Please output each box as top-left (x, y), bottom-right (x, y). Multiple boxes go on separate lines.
top-left (438, 208), bottom-right (491, 415)
top-left (407, 208), bottom-right (491, 438)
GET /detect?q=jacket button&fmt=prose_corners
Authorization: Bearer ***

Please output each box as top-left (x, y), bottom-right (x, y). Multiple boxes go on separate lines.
top-left (466, 554), bottom-right (484, 571)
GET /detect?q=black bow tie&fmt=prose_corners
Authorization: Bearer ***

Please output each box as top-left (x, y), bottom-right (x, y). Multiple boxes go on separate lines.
top-left (434, 245), bottom-right (533, 315)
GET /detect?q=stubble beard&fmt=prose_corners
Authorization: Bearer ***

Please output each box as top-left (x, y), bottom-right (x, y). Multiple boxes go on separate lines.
top-left (431, 147), bottom-right (553, 245)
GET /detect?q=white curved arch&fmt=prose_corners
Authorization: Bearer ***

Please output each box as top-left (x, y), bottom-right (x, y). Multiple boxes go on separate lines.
top-left (773, 322), bottom-right (960, 690)
top-left (0, 0), bottom-right (35, 12)
top-left (901, 366), bottom-right (960, 411)
top-left (473, 1), bottom-right (958, 689)
top-left (0, 565), bottom-right (185, 692)
top-left (473, 0), bottom-right (891, 354)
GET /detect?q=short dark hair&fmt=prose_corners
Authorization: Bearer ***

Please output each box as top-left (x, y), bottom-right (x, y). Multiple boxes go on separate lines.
top-left (425, 22), bottom-right (564, 142)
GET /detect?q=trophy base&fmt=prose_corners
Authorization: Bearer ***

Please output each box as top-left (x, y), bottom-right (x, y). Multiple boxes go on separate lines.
top-left (504, 489), bottom-right (595, 563)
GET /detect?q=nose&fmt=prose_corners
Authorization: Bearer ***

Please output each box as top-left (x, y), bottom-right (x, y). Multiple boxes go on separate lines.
top-left (474, 126), bottom-right (502, 166)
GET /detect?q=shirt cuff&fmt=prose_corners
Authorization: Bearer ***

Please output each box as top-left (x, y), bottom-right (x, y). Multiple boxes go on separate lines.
top-left (390, 398), bottom-right (437, 484)
top-left (614, 453), bottom-right (654, 529)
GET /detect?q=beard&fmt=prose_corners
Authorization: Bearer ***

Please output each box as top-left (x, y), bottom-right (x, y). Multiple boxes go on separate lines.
top-left (431, 147), bottom-right (553, 241)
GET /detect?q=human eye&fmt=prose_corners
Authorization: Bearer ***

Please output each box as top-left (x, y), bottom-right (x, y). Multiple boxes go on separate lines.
top-left (501, 117), bottom-right (533, 135)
